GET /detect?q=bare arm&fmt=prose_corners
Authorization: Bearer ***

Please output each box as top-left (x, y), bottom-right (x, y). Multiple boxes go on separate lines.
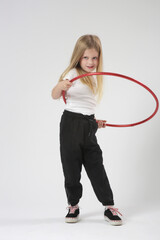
top-left (51, 80), bottom-right (72, 99)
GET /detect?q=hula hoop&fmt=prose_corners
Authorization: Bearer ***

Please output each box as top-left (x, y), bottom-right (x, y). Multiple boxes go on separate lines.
top-left (62, 72), bottom-right (159, 127)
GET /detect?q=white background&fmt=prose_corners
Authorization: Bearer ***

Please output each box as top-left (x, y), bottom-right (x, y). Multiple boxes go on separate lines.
top-left (0, 0), bottom-right (160, 239)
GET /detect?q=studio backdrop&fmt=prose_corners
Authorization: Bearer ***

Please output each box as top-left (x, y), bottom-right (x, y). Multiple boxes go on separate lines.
top-left (0, 0), bottom-right (160, 219)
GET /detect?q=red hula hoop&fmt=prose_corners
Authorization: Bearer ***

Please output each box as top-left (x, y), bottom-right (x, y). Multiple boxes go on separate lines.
top-left (62, 72), bottom-right (159, 127)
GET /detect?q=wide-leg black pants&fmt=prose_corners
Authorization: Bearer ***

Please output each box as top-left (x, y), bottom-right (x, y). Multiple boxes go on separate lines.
top-left (60, 110), bottom-right (114, 206)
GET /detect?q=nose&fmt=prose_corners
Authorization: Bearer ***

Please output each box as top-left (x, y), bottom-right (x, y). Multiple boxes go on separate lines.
top-left (88, 58), bottom-right (93, 65)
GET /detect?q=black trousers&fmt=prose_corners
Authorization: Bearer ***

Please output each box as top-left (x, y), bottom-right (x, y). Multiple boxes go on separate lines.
top-left (60, 110), bottom-right (114, 206)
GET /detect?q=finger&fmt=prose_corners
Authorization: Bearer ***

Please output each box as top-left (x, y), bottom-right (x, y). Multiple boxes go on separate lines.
top-left (64, 82), bottom-right (72, 90)
top-left (96, 120), bottom-right (106, 122)
top-left (98, 121), bottom-right (103, 128)
top-left (102, 122), bottom-right (106, 127)
top-left (66, 83), bottom-right (72, 89)
top-left (67, 82), bottom-right (72, 86)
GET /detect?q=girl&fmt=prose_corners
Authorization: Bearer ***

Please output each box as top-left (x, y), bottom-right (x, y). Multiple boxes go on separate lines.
top-left (51, 35), bottom-right (122, 226)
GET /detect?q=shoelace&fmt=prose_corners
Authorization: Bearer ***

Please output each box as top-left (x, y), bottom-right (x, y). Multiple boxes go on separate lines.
top-left (107, 207), bottom-right (122, 216)
top-left (67, 205), bottom-right (79, 214)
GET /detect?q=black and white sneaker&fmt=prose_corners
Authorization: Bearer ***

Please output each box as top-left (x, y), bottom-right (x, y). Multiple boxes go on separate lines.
top-left (65, 205), bottom-right (79, 223)
top-left (104, 206), bottom-right (123, 226)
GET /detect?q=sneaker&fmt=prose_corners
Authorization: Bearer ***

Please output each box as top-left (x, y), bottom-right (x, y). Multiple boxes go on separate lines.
top-left (65, 205), bottom-right (79, 223)
top-left (104, 206), bottom-right (123, 226)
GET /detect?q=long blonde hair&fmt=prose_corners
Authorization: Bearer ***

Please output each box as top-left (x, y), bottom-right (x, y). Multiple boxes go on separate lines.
top-left (59, 34), bottom-right (103, 101)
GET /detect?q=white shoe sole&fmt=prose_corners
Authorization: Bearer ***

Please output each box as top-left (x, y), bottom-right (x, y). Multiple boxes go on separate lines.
top-left (104, 216), bottom-right (123, 226)
top-left (65, 215), bottom-right (79, 223)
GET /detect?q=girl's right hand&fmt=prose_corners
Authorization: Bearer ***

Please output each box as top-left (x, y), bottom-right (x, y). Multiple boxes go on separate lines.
top-left (60, 80), bottom-right (72, 91)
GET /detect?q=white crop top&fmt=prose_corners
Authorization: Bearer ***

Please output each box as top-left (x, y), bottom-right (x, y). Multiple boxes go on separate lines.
top-left (63, 68), bottom-right (97, 115)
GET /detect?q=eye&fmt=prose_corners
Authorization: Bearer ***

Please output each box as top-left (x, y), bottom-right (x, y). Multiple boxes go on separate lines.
top-left (93, 57), bottom-right (98, 60)
top-left (83, 56), bottom-right (88, 59)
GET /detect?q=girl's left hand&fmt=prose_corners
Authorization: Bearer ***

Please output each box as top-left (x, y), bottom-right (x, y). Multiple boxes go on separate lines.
top-left (96, 120), bottom-right (107, 128)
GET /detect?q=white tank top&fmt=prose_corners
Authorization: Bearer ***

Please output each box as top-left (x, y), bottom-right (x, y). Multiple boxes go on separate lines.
top-left (63, 68), bottom-right (97, 115)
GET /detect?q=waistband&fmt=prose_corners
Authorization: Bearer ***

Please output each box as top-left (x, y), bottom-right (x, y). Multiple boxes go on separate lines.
top-left (63, 110), bottom-right (95, 120)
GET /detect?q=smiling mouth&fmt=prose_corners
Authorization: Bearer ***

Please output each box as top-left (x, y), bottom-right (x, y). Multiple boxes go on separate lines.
top-left (87, 66), bottom-right (94, 68)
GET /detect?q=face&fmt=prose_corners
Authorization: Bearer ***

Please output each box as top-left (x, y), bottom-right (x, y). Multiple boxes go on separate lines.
top-left (79, 48), bottom-right (99, 73)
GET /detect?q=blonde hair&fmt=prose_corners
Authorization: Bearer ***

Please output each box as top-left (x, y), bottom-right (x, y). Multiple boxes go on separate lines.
top-left (59, 34), bottom-right (103, 101)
